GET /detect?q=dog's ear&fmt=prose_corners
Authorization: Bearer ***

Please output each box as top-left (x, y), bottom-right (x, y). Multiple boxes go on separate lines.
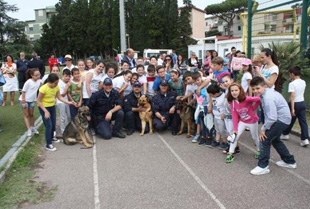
top-left (146, 97), bottom-right (149, 102)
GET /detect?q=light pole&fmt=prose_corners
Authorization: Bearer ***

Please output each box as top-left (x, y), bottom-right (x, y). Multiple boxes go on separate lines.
top-left (126, 33), bottom-right (130, 48)
top-left (119, 0), bottom-right (127, 55)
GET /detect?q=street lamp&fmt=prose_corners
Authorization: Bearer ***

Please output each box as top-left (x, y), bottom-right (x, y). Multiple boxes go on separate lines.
top-left (126, 33), bottom-right (130, 48)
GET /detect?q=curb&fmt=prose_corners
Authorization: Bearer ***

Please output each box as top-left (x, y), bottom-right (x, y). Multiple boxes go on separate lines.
top-left (0, 117), bottom-right (43, 185)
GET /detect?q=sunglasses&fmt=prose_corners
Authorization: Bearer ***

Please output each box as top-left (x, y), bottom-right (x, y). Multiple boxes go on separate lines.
top-left (65, 59), bottom-right (72, 61)
top-left (165, 59), bottom-right (171, 61)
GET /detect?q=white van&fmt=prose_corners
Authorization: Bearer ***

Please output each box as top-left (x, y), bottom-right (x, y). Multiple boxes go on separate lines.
top-left (143, 49), bottom-right (172, 58)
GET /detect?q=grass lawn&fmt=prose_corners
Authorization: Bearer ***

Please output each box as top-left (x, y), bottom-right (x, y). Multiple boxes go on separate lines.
top-left (0, 93), bottom-right (40, 159)
top-left (0, 127), bottom-right (57, 209)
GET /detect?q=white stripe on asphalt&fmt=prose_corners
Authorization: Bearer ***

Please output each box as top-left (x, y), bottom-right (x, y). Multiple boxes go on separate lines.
top-left (93, 139), bottom-right (101, 209)
top-left (238, 141), bottom-right (310, 185)
top-left (157, 133), bottom-right (226, 209)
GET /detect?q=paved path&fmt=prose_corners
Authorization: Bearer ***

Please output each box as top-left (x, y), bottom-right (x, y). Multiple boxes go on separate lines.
top-left (28, 130), bottom-right (310, 209)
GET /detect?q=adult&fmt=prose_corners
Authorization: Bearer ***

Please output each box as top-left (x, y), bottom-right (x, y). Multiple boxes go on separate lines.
top-left (152, 79), bottom-right (179, 135)
top-left (124, 81), bottom-right (151, 135)
top-left (164, 55), bottom-right (174, 73)
top-left (86, 58), bottom-right (94, 70)
top-left (172, 50), bottom-right (178, 65)
top-left (132, 57), bottom-right (147, 73)
top-left (212, 50), bottom-right (218, 58)
top-left (88, 77), bottom-right (126, 139)
top-left (150, 56), bottom-right (158, 68)
top-left (203, 50), bottom-right (212, 73)
top-left (48, 55), bottom-right (59, 72)
top-left (168, 69), bottom-right (184, 96)
top-left (27, 52), bottom-right (45, 79)
top-left (157, 54), bottom-right (164, 66)
top-left (113, 70), bottom-right (133, 98)
top-left (63, 54), bottom-right (76, 71)
top-left (16, 52), bottom-right (28, 91)
top-left (85, 60), bottom-right (105, 102)
top-left (1, 55), bottom-right (18, 106)
top-left (122, 48), bottom-right (136, 70)
top-left (188, 52), bottom-right (200, 72)
top-left (174, 54), bottom-right (187, 75)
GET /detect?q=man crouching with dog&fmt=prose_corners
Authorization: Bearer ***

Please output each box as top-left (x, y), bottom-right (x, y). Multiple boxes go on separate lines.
top-left (88, 77), bottom-right (126, 139)
top-left (124, 81), bottom-right (152, 135)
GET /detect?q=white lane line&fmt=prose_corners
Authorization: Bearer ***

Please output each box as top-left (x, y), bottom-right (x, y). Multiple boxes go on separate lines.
top-left (93, 139), bottom-right (101, 209)
top-left (156, 133), bottom-right (226, 209)
top-left (238, 141), bottom-right (310, 185)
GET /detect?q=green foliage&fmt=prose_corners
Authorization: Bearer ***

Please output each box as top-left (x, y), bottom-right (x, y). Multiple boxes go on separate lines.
top-left (205, 30), bottom-right (222, 37)
top-left (205, 0), bottom-right (247, 36)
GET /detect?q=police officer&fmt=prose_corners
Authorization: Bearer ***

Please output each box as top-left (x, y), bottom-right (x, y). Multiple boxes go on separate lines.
top-left (152, 79), bottom-right (179, 135)
top-left (124, 81), bottom-right (151, 135)
top-left (88, 78), bottom-right (126, 139)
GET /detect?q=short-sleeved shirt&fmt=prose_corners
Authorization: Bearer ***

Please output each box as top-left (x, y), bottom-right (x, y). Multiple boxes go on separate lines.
top-left (261, 65), bottom-right (279, 89)
top-left (241, 72), bottom-right (252, 93)
top-left (288, 78), bottom-right (306, 102)
top-left (168, 79), bottom-right (184, 96)
top-left (68, 80), bottom-right (83, 103)
top-left (113, 76), bottom-right (132, 96)
top-left (57, 79), bottom-right (68, 104)
top-left (39, 84), bottom-right (60, 107)
top-left (19, 79), bottom-right (42, 102)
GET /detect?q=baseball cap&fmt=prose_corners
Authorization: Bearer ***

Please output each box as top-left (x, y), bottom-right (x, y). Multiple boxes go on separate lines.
top-left (133, 81), bottom-right (142, 87)
top-left (159, 79), bottom-right (169, 86)
top-left (65, 54), bottom-right (72, 60)
top-left (103, 77), bottom-right (113, 85)
top-left (242, 58), bottom-right (252, 66)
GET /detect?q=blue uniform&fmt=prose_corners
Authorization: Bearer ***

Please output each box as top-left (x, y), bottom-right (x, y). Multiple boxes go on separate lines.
top-left (88, 89), bottom-right (124, 139)
top-left (152, 90), bottom-right (179, 133)
top-left (16, 59), bottom-right (28, 90)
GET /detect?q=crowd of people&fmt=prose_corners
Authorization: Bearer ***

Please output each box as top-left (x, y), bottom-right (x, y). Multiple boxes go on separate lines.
top-left (0, 46), bottom-right (309, 175)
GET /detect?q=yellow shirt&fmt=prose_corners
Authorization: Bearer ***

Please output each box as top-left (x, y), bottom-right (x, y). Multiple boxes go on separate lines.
top-left (39, 84), bottom-right (60, 107)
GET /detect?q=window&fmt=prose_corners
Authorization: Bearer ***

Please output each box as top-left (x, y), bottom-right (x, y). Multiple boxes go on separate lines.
top-left (29, 27), bottom-right (33, 32)
top-left (271, 25), bottom-right (276, 32)
top-left (238, 26), bottom-right (241, 31)
top-left (38, 10), bottom-right (43, 17)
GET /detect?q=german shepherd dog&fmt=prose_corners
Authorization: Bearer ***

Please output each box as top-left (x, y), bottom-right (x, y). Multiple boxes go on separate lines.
top-left (138, 97), bottom-right (153, 136)
top-left (175, 99), bottom-right (193, 138)
top-left (63, 106), bottom-right (95, 148)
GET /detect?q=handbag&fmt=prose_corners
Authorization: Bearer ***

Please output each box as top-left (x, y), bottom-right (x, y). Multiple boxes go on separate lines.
top-left (0, 74), bottom-right (6, 86)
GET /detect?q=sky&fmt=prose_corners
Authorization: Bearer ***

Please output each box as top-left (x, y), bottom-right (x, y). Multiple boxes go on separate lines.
top-left (8, 0), bottom-right (293, 21)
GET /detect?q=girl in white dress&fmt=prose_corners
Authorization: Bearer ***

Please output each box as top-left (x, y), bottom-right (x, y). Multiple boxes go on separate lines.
top-left (1, 55), bottom-right (18, 106)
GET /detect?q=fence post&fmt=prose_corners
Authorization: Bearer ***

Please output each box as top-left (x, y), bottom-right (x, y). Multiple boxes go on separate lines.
top-left (247, 0), bottom-right (253, 58)
top-left (300, 0), bottom-right (309, 50)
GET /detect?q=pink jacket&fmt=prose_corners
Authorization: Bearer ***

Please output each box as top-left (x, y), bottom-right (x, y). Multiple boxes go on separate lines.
top-left (230, 96), bottom-right (260, 132)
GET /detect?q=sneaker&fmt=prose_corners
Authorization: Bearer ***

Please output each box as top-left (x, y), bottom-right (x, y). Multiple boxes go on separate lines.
top-left (27, 129), bottom-right (32, 137)
top-left (276, 160), bottom-right (297, 169)
top-left (280, 134), bottom-right (289, 140)
top-left (235, 146), bottom-right (240, 154)
top-left (219, 142), bottom-right (228, 150)
top-left (250, 166), bottom-right (270, 175)
top-left (52, 138), bottom-right (61, 143)
top-left (45, 144), bottom-right (57, 151)
top-left (31, 127), bottom-right (39, 135)
top-left (300, 139), bottom-right (309, 147)
top-left (223, 145), bottom-right (240, 154)
top-left (192, 134), bottom-right (200, 143)
top-left (210, 140), bottom-right (220, 148)
top-left (254, 151), bottom-right (260, 159)
top-left (112, 131), bottom-right (126, 138)
top-left (198, 138), bottom-right (206, 146)
top-left (205, 138), bottom-right (212, 147)
top-left (225, 154), bottom-right (234, 163)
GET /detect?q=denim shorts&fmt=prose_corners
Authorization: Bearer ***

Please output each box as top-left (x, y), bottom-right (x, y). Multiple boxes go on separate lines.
top-left (20, 101), bottom-right (35, 109)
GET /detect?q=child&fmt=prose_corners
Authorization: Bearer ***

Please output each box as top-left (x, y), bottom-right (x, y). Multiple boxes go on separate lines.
top-left (207, 83), bottom-right (228, 149)
top-left (252, 55), bottom-right (263, 77)
top-left (225, 83), bottom-right (261, 163)
top-left (230, 51), bottom-right (244, 80)
top-left (131, 73), bottom-right (139, 85)
top-left (57, 69), bottom-right (71, 134)
top-left (211, 57), bottom-right (230, 83)
top-left (113, 70), bottom-right (133, 99)
top-left (85, 60), bottom-right (105, 99)
top-left (86, 58), bottom-right (94, 71)
top-left (241, 59), bottom-right (253, 95)
top-left (42, 65), bottom-right (60, 84)
top-left (192, 72), bottom-right (212, 146)
top-left (136, 64), bottom-right (147, 95)
top-left (168, 69), bottom-right (184, 96)
top-left (68, 68), bottom-right (82, 120)
top-left (37, 74), bottom-right (74, 151)
top-left (153, 66), bottom-right (170, 92)
top-left (281, 66), bottom-right (309, 147)
top-left (19, 68), bottom-right (42, 137)
top-left (249, 76), bottom-right (296, 175)
top-left (146, 64), bottom-right (156, 99)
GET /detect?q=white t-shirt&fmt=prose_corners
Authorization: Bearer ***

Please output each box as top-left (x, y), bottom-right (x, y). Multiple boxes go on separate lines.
top-left (158, 58), bottom-right (164, 66)
top-left (241, 72), bottom-right (252, 93)
top-left (57, 79), bottom-right (68, 104)
top-left (185, 83), bottom-right (198, 97)
top-left (89, 69), bottom-right (104, 94)
top-left (211, 92), bottom-right (226, 119)
top-left (261, 65), bottom-right (279, 89)
top-left (288, 78), bottom-right (306, 102)
top-left (112, 76), bottom-right (132, 96)
top-left (82, 70), bottom-right (91, 99)
top-left (19, 79), bottom-right (42, 102)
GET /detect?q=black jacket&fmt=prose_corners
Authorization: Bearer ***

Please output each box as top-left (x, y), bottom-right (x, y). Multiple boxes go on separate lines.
top-left (88, 89), bottom-right (122, 122)
top-left (123, 92), bottom-right (141, 113)
top-left (122, 55), bottom-right (136, 70)
top-left (188, 57), bottom-right (201, 69)
top-left (152, 90), bottom-right (176, 115)
top-left (27, 58), bottom-right (45, 78)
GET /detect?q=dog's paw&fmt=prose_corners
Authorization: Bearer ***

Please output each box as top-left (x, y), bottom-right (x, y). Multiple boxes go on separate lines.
top-left (186, 134), bottom-right (191, 138)
top-left (149, 131), bottom-right (153, 135)
top-left (139, 133), bottom-right (144, 136)
top-left (177, 131), bottom-right (183, 135)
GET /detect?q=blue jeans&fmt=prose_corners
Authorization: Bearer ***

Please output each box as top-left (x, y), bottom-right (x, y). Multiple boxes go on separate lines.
top-left (233, 70), bottom-right (239, 81)
top-left (258, 121), bottom-right (295, 168)
top-left (283, 101), bottom-right (309, 141)
top-left (69, 105), bottom-right (78, 120)
top-left (39, 106), bottom-right (56, 148)
top-left (95, 110), bottom-right (124, 139)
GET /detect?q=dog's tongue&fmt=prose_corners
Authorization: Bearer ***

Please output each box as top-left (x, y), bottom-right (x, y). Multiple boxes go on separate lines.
top-left (86, 116), bottom-right (91, 121)
top-left (177, 110), bottom-right (181, 114)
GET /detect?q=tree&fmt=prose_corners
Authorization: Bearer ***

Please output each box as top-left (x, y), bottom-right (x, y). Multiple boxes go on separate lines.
top-left (205, 0), bottom-right (247, 36)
